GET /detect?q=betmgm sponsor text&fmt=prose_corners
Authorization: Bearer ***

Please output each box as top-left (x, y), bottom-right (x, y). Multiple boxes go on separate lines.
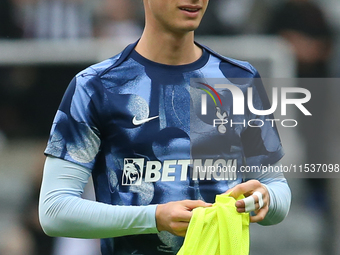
top-left (122, 158), bottom-right (237, 186)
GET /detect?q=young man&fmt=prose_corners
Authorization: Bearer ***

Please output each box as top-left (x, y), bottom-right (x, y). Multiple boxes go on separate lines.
top-left (39, 0), bottom-right (291, 254)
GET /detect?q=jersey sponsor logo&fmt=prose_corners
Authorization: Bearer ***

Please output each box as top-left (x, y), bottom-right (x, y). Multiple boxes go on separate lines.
top-left (122, 158), bottom-right (237, 186)
top-left (122, 158), bottom-right (144, 185)
top-left (132, 115), bottom-right (159, 126)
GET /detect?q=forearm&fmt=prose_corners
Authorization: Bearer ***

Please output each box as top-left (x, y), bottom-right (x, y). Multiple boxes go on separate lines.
top-left (256, 162), bottom-right (291, 226)
top-left (260, 179), bottom-right (291, 226)
top-left (39, 156), bottom-right (158, 238)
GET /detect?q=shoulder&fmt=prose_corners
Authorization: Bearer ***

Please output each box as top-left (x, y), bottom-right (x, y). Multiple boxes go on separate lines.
top-left (197, 42), bottom-right (258, 77)
top-left (76, 53), bottom-right (122, 81)
top-left (75, 41), bottom-right (139, 82)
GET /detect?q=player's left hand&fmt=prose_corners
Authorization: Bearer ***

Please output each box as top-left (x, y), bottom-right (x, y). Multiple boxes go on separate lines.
top-left (225, 180), bottom-right (270, 223)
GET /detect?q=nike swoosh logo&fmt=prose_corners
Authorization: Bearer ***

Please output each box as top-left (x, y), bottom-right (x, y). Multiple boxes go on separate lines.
top-left (132, 115), bottom-right (159, 126)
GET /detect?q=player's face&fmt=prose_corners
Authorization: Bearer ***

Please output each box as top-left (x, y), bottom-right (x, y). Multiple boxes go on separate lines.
top-left (144, 0), bottom-right (209, 34)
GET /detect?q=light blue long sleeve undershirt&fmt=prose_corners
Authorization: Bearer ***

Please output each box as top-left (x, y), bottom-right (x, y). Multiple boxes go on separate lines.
top-left (39, 156), bottom-right (158, 238)
top-left (253, 164), bottom-right (292, 226)
top-left (39, 156), bottom-right (291, 238)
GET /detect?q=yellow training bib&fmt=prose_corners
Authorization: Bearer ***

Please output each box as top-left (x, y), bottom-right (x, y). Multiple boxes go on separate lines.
top-left (177, 194), bottom-right (249, 255)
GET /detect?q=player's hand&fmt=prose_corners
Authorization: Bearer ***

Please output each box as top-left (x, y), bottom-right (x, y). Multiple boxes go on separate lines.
top-left (225, 180), bottom-right (270, 223)
top-left (155, 200), bottom-right (212, 237)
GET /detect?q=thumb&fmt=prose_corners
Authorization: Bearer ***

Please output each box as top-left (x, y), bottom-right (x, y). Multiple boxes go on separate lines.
top-left (225, 187), bottom-right (243, 200)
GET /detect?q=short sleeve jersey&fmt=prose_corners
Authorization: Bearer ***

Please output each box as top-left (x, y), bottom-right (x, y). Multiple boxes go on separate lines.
top-left (45, 41), bottom-right (284, 254)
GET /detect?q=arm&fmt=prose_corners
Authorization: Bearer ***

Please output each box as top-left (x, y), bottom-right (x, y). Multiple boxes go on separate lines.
top-left (39, 156), bottom-right (210, 238)
top-left (255, 160), bottom-right (291, 225)
top-left (259, 174), bottom-right (291, 226)
top-left (39, 156), bottom-right (158, 238)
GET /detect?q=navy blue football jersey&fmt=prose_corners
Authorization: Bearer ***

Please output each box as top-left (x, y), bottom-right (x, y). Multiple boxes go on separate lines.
top-left (45, 41), bottom-right (284, 254)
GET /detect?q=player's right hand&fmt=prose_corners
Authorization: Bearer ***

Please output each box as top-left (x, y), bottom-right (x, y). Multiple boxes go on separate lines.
top-left (155, 200), bottom-right (212, 237)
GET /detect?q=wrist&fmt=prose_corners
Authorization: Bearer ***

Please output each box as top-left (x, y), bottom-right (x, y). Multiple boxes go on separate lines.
top-left (261, 184), bottom-right (270, 207)
top-left (155, 204), bottom-right (165, 232)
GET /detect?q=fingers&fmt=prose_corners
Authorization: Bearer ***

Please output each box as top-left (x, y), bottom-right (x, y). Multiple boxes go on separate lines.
top-left (155, 200), bottom-right (211, 236)
top-left (227, 180), bottom-right (262, 199)
top-left (169, 221), bottom-right (190, 237)
top-left (226, 180), bottom-right (270, 223)
top-left (250, 208), bottom-right (267, 223)
top-left (181, 199), bottom-right (212, 210)
top-left (174, 200), bottom-right (212, 222)
top-left (236, 192), bottom-right (269, 223)
top-left (254, 191), bottom-right (264, 209)
top-left (235, 192), bottom-right (264, 213)
top-left (171, 208), bottom-right (193, 222)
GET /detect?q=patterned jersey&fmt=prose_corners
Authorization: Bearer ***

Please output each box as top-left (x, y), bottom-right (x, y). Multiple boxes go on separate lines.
top-left (45, 41), bottom-right (284, 254)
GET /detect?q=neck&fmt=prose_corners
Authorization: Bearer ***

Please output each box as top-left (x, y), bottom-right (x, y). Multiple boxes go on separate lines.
top-left (135, 26), bottom-right (202, 65)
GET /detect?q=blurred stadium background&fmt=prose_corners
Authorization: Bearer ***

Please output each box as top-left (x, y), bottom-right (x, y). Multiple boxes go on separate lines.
top-left (1, 0), bottom-right (340, 254)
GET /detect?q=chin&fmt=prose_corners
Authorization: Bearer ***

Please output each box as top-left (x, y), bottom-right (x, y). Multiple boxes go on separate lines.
top-left (181, 22), bottom-right (201, 32)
